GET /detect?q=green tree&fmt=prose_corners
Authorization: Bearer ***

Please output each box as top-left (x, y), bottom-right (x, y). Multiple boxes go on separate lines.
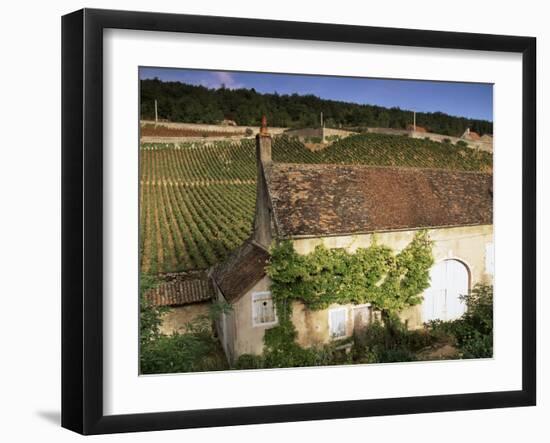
top-left (140, 79), bottom-right (493, 136)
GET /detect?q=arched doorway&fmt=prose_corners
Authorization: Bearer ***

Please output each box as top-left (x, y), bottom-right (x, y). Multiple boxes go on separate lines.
top-left (422, 259), bottom-right (469, 322)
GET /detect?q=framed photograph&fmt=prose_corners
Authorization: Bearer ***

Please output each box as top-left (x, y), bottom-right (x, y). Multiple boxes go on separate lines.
top-left (61, 8), bottom-right (536, 435)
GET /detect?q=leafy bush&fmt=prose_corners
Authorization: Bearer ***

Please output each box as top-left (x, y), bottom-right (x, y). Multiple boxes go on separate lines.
top-left (139, 276), bottom-right (229, 374)
top-left (456, 140), bottom-right (469, 148)
top-left (442, 138), bottom-right (451, 144)
top-left (235, 354), bottom-right (265, 369)
top-left (140, 323), bottom-right (227, 374)
top-left (245, 127), bottom-right (254, 136)
top-left (428, 284), bottom-right (493, 359)
top-left (462, 283), bottom-right (493, 334)
top-left (139, 275), bottom-right (166, 346)
top-left (353, 318), bottom-right (436, 364)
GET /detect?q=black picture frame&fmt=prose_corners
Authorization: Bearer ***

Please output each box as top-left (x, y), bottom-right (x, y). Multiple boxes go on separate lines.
top-left (61, 8), bottom-right (536, 435)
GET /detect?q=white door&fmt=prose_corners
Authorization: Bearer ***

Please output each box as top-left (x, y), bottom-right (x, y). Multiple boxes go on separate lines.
top-left (422, 259), bottom-right (469, 322)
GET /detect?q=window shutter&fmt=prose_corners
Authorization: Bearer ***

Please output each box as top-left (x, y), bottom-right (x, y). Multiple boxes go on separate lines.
top-left (329, 308), bottom-right (347, 338)
top-left (252, 292), bottom-right (276, 325)
top-left (485, 243), bottom-right (494, 275)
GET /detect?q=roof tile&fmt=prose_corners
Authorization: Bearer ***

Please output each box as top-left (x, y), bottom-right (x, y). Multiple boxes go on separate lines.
top-left (146, 278), bottom-right (214, 307)
top-left (211, 241), bottom-right (270, 302)
top-left (264, 163), bottom-right (493, 237)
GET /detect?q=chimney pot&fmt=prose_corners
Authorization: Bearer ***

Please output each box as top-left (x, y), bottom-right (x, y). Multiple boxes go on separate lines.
top-left (260, 115), bottom-right (269, 136)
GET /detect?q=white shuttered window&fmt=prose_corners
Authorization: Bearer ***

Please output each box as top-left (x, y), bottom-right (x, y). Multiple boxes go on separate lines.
top-left (329, 308), bottom-right (347, 339)
top-left (252, 292), bottom-right (277, 326)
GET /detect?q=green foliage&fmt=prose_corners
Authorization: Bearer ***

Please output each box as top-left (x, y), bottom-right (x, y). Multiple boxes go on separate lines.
top-left (237, 331), bottom-right (344, 369)
top-left (428, 284), bottom-right (493, 359)
top-left (140, 319), bottom-right (228, 374)
top-left (234, 353), bottom-right (266, 369)
top-left (353, 319), bottom-right (436, 363)
top-left (267, 231), bottom-right (434, 315)
top-left (140, 78), bottom-right (493, 136)
top-left (140, 134), bottom-right (491, 274)
top-left (456, 140), bottom-right (469, 148)
top-left (259, 232), bottom-right (434, 367)
top-left (462, 283), bottom-right (493, 334)
top-left (208, 299), bottom-right (233, 321)
top-left (261, 316), bottom-right (335, 368)
top-left (314, 134), bottom-right (492, 172)
top-left (139, 276), bottom-right (230, 374)
top-left (139, 275), bottom-right (166, 346)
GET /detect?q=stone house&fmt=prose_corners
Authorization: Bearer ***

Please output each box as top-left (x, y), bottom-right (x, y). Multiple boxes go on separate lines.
top-left (146, 276), bottom-right (214, 335)
top-left (462, 127), bottom-right (481, 141)
top-left (211, 122), bottom-right (494, 363)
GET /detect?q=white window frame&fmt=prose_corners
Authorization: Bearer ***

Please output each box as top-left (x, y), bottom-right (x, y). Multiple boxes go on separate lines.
top-left (328, 307), bottom-right (348, 340)
top-left (251, 291), bottom-right (278, 327)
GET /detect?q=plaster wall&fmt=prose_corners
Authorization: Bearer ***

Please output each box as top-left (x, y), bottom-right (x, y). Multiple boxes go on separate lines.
top-left (158, 302), bottom-right (211, 335)
top-left (292, 225), bottom-right (494, 329)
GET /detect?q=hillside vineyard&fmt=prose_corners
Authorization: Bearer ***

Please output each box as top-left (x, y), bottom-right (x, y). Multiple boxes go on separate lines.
top-left (139, 134), bottom-right (493, 274)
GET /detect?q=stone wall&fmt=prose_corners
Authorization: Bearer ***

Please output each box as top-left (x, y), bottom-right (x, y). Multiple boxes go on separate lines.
top-left (283, 127), bottom-right (324, 140)
top-left (232, 277), bottom-right (272, 358)
top-left (158, 302), bottom-right (211, 335)
top-left (366, 127), bottom-right (493, 152)
top-left (292, 224), bottom-right (494, 330)
top-left (410, 130), bottom-right (493, 152)
top-left (140, 120), bottom-right (287, 135)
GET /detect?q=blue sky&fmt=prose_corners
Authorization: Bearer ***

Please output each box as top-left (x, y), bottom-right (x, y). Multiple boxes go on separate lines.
top-left (140, 67), bottom-right (493, 121)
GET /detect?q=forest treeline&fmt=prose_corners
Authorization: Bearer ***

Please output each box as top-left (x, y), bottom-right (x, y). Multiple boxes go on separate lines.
top-left (140, 78), bottom-right (493, 137)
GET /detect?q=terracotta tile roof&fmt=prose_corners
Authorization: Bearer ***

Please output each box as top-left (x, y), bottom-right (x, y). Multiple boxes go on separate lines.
top-left (264, 163), bottom-right (493, 238)
top-left (146, 278), bottom-right (214, 307)
top-left (464, 131), bottom-right (481, 140)
top-left (406, 124), bottom-right (427, 133)
top-left (211, 240), bottom-right (270, 302)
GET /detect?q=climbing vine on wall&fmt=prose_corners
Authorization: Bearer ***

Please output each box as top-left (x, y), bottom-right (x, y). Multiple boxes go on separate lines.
top-left (259, 231), bottom-right (434, 366)
top-left (267, 230), bottom-right (434, 315)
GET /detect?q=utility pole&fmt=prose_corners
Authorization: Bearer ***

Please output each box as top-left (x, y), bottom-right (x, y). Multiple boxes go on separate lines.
top-left (413, 110), bottom-right (416, 132)
top-left (320, 111), bottom-right (324, 128)
top-left (154, 99), bottom-right (158, 125)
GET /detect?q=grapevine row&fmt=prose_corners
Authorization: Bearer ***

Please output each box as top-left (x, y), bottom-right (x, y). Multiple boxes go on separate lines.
top-left (140, 133), bottom-right (492, 274)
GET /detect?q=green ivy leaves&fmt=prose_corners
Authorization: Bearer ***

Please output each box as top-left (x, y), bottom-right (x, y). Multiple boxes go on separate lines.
top-left (261, 231), bottom-right (434, 363)
top-left (267, 230), bottom-right (434, 316)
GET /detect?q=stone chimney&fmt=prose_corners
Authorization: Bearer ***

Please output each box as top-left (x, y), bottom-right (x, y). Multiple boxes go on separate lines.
top-left (253, 116), bottom-right (273, 248)
top-left (257, 115), bottom-right (272, 163)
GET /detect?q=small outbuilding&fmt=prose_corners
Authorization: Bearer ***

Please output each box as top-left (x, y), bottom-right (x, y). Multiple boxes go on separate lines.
top-left (462, 127), bottom-right (481, 140)
top-left (146, 276), bottom-right (214, 335)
